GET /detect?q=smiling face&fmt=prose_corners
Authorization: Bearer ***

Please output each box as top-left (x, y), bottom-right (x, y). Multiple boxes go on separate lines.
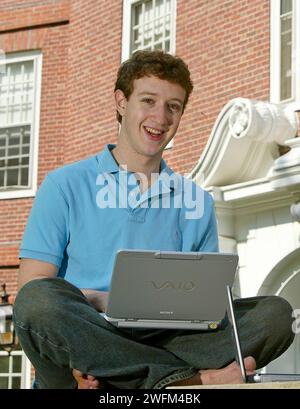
top-left (115, 76), bottom-right (186, 162)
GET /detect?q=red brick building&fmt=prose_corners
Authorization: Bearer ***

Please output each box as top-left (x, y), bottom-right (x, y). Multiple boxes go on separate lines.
top-left (0, 0), bottom-right (299, 388)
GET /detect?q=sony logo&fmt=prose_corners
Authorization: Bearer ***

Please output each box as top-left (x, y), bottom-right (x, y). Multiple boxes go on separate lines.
top-left (150, 281), bottom-right (196, 291)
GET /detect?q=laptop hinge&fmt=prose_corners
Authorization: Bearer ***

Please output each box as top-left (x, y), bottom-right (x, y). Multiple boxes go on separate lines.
top-left (154, 251), bottom-right (202, 260)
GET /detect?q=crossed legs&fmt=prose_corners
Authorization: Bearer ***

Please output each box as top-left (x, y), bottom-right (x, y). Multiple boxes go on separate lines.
top-left (13, 278), bottom-right (295, 389)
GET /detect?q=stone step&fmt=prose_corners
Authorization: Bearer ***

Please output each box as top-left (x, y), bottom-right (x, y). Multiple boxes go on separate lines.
top-left (168, 381), bottom-right (300, 389)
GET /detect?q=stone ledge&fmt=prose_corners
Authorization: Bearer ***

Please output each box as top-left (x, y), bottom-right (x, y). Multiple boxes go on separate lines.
top-left (167, 381), bottom-right (300, 389)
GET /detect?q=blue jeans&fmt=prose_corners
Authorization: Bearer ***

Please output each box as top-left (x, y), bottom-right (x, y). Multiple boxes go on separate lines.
top-left (13, 277), bottom-right (294, 389)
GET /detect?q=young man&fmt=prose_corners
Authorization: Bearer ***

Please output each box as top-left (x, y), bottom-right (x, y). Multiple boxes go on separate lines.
top-left (13, 51), bottom-right (294, 389)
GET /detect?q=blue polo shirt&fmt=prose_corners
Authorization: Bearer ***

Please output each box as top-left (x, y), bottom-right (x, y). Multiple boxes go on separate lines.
top-left (20, 144), bottom-right (219, 291)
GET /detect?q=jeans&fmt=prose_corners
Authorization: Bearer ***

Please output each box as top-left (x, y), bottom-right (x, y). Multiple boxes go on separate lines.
top-left (13, 277), bottom-right (295, 389)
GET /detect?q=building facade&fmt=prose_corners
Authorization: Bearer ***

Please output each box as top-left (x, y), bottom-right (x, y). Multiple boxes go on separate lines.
top-left (0, 0), bottom-right (299, 388)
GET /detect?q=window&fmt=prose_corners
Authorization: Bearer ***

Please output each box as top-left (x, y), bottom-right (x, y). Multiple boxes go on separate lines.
top-left (0, 51), bottom-right (42, 199)
top-left (122, 0), bottom-right (176, 61)
top-left (270, 0), bottom-right (300, 109)
top-left (0, 350), bottom-right (31, 389)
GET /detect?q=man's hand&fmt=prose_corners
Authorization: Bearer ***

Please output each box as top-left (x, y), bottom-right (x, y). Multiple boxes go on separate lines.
top-left (80, 289), bottom-right (109, 312)
top-left (72, 369), bottom-right (102, 389)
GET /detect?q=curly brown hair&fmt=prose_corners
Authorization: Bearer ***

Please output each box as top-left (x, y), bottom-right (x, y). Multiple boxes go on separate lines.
top-left (114, 50), bottom-right (193, 123)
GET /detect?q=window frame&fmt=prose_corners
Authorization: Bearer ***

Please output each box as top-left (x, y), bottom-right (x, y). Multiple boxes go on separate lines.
top-left (270, 0), bottom-right (300, 111)
top-left (121, 0), bottom-right (177, 62)
top-left (0, 50), bottom-right (42, 200)
top-left (0, 350), bottom-right (31, 389)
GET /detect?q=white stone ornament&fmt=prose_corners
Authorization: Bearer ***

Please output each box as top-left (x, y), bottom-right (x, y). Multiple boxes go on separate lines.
top-left (191, 97), bottom-right (299, 188)
top-left (229, 98), bottom-right (298, 145)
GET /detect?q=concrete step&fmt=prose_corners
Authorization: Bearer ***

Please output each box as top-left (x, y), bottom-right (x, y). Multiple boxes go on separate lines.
top-left (168, 381), bottom-right (300, 389)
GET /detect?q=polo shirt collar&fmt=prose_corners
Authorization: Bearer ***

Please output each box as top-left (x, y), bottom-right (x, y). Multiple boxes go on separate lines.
top-left (96, 144), bottom-right (120, 174)
top-left (96, 144), bottom-right (173, 180)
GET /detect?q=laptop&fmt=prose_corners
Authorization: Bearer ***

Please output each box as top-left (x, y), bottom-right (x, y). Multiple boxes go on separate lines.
top-left (102, 249), bottom-right (238, 330)
top-left (226, 285), bottom-right (300, 383)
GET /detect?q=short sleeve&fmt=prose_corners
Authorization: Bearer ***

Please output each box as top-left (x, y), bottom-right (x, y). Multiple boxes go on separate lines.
top-left (197, 194), bottom-right (219, 252)
top-left (20, 174), bottom-right (70, 268)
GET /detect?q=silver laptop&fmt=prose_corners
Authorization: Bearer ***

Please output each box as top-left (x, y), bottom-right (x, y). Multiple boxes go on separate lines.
top-left (102, 249), bottom-right (238, 330)
top-left (226, 285), bottom-right (300, 383)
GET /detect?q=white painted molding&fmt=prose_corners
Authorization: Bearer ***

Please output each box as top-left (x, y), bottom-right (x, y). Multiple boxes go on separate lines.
top-left (270, 0), bottom-right (300, 105)
top-left (290, 202), bottom-right (300, 222)
top-left (0, 50), bottom-right (42, 201)
top-left (270, 137), bottom-right (300, 190)
top-left (190, 98), bottom-right (299, 189)
top-left (219, 236), bottom-right (237, 254)
top-left (0, 188), bottom-right (36, 200)
top-left (121, 0), bottom-right (132, 62)
top-left (270, 0), bottom-right (281, 103)
top-left (257, 247), bottom-right (300, 296)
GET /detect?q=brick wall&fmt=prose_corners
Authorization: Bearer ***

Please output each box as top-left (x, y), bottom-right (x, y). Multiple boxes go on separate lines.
top-left (0, 0), bottom-right (69, 32)
top-left (64, 0), bottom-right (122, 163)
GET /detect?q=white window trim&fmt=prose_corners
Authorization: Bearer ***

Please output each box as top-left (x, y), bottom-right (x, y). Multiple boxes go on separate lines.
top-left (270, 0), bottom-right (300, 111)
top-left (0, 50), bottom-right (42, 200)
top-left (0, 350), bottom-right (31, 389)
top-left (121, 0), bottom-right (177, 62)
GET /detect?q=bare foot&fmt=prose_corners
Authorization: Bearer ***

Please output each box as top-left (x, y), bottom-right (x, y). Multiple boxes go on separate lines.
top-left (200, 356), bottom-right (256, 385)
top-left (170, 356), bottom-right (256, 386)
top-left (72, 369), bottom-right (102, 389)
